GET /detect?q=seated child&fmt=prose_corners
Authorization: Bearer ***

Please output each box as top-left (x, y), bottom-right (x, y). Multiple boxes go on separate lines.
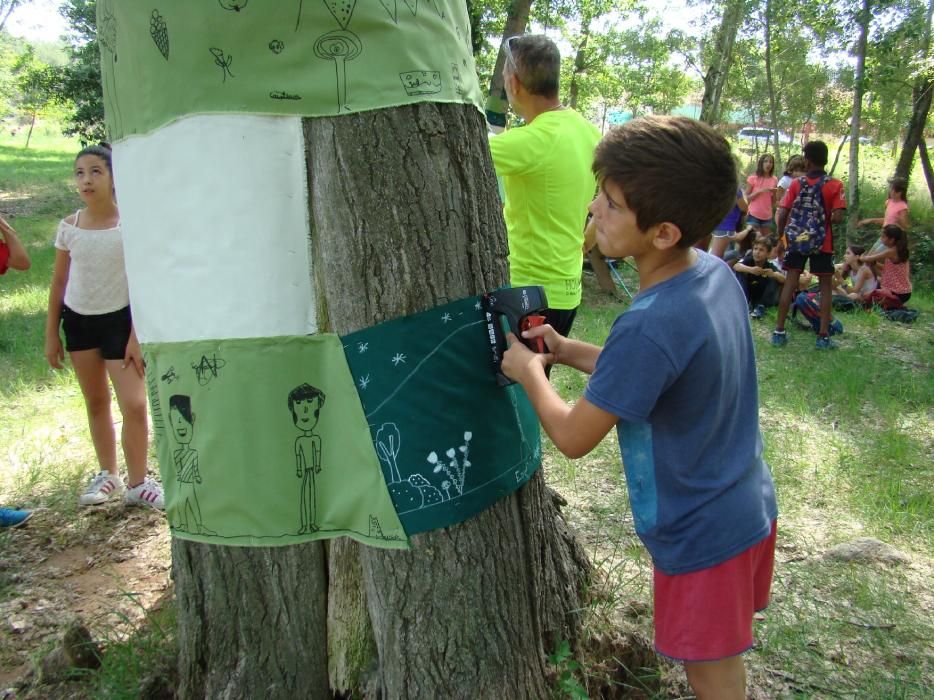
top-left (833, 245), bottom-right (877, 303)
top-left (502, 116), bottom-right (777, 700)
top-left (733, 236), bottom-right (786, 318)
top-left (858, 225), bottom-right (912, 309)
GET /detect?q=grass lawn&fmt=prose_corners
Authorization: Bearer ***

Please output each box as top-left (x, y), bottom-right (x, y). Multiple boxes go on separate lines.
top-left (1, 132), bottom-right (932, 698)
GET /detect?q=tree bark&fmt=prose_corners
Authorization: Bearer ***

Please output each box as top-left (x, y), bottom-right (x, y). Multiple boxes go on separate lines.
top-left (173, 540), bottom-right (330, 699)
top-left (894, 0), bottom-right (933, 181)
top-left (700, 0), bottom-right (747, 125)
top-left (567, 19), bottom-right (591, 110)
top-left (303, 102), bottom-right (591, 698)
top-left (847, 0), bottom-right (870, 237)
top-left (327, 540), bottom-right (378, 696)
top-left (919, 140), bottom-right (934, 204)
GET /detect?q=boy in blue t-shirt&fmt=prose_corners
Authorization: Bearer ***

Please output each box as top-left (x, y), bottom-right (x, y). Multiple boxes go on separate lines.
top-left (502, 116), bottom-right (777, 700)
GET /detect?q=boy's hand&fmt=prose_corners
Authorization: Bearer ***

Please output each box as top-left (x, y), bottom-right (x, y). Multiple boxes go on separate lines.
top-left (502, 332), bottom-right (554, 384)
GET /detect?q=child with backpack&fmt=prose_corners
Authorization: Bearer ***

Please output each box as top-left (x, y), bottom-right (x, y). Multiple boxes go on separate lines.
top-left (772, 141), bottom-right (846, 349)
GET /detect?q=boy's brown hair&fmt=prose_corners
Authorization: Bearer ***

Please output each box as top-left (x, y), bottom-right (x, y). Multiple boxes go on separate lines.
top-left (592, 116), bottom-right (737, 248)
top-left (752, 236), bottom-right (774, 252)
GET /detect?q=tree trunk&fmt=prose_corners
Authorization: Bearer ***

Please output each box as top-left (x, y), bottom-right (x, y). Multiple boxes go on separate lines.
top-left (327, 540), bottom-right (378, 696)
top-left (919, 140), bottom-right (934, 204)
top-left (303, 103), bottom-right (591, 698)
top-left (829, 133), bottom-right (848, 177)
top-left (763, 0), bottom-right (782, 165)
top-left (173, 540), bottom-right (330, 699)
top-left (847, 0), bottom-right (870, 237)
top-left (567, 19), bottom-right (591, 110)
top-left (894, 0), bottom-right (933, 181)
top-left (24, 112), bottom-right (35, 149)
top-left (700, 0), bottom-right (747, 125)
top-left (484, 0), bottom-right (534, 126)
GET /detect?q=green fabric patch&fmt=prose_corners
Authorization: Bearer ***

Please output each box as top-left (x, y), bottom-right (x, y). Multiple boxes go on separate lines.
top-left (143, 335), bottom-right (408, 548)
top-left (99, 0), bottom-right (483, 141)
top-left (341, 296), bottom-right (542, 534)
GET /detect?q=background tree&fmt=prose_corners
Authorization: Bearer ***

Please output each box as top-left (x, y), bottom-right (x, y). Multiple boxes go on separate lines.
top-left (10, 44), bottom-right (56, 147)
top-left (893, 0), bottom-right (933, 199)
top-left (847, 0), bottom-right (872, 235)
top-left (699, 0), bottom-right (748, 125)
top-left (54, 0), bottom-right (103, 143)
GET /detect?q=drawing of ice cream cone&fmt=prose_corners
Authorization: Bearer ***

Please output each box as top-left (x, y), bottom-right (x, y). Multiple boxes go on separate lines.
top-left (313, 30), bottom-right (362, 113)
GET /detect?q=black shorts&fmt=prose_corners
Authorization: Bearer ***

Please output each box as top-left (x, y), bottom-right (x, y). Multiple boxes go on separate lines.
top-left (782, 250), bottom-right (834, 275)
top-left (61, 305), bottom-right (132, 359)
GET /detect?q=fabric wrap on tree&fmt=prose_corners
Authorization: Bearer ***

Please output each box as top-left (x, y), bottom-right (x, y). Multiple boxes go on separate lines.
top-left (98, 0), bottom-right (483, 141)
top-left (342, 296), bottom-right (543, 534)
top-left (142, 298), bottom-right (543, 545)
top-left (143, 335), bottom-right (409, 548)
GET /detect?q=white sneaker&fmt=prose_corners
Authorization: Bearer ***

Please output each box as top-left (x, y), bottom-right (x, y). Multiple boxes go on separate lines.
top-left (124, 478), bottom-right (165, 510)
top-left (79, 471), bottom-right (125, 506)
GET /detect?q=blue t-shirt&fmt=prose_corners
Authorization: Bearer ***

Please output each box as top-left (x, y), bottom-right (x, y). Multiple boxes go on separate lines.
top-left (584, 252), bottom-right (777, 575)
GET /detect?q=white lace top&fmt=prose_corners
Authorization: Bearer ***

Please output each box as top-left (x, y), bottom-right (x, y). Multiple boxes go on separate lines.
top-left (54, 211), bottom-right (130, 315)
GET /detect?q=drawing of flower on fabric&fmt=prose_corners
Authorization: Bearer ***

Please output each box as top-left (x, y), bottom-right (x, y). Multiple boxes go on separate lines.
top-left (427, 431), bottom-right (472, 499)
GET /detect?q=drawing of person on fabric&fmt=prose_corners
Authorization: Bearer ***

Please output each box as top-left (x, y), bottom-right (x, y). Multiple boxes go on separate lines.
top-left (169, 394), bottom-right (214, 535)
top-left (288, 383), bottom-right (326, 534)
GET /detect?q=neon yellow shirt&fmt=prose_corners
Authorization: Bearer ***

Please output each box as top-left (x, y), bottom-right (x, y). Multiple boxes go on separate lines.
top-left (489, 109), bottom-right (601, 309)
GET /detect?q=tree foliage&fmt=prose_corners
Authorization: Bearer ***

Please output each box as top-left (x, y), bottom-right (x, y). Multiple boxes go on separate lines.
top-left (55, 0), bottom-right (104, 143)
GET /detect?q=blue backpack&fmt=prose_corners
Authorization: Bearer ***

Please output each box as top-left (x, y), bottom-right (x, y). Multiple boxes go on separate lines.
top-left (784, 176), bottom-right (827, 256)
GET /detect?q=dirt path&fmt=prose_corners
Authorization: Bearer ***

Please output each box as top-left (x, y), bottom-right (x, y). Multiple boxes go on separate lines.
top-left (0, 503), bottom-right (170, 690)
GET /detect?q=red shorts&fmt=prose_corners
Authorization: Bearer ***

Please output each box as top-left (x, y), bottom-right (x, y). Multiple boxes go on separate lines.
top-left (653, 520), bottom-right (777, 662)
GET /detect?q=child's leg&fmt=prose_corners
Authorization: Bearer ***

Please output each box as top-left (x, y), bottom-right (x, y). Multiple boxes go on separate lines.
top-left (817, 274), bottom-right (833, 336)
top-left (684, 656), bottom-right (745, 700)
top-left (70, 350), bottom-right (117, 472)
top-left (775, 269), bottom-right (800, 331)
top-left (106, 359), bottom-right (149, 487)
top-left (710, 235), bottom-right (731, 258)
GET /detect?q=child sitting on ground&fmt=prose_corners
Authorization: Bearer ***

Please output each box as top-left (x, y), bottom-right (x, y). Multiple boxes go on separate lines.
top-left (733, 236), bottom-right (786, 318)
top-left (833, 244), bottom-right (877, 304)
top-left (502, 116), bottom-right (777, 700)
top-left (858, 224), bottom-right (912, 309)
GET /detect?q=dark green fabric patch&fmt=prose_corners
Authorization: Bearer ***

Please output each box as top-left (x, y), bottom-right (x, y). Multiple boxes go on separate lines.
top-left (341, 296), bottom-right (542, 534)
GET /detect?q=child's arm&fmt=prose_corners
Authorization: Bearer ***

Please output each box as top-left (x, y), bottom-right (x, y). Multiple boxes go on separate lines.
top-left (501, 336), bottom-right (617, 458)
top-left (45, 250), bottom-right (71, 369)
top-left (859, 247), bottom-right (895, 264)
top-left (0, 217), bottom-right (30, 271)
top-left (732, 261), bottom-right (757, 275)
top-left (857, 216), bottom-right (883, 226)
top-left (123, 325), bottom-right (144, 378)
top-left (767, 266), bottom-right (786, 283)
top-left (895, 208), bottom-right (910, 230)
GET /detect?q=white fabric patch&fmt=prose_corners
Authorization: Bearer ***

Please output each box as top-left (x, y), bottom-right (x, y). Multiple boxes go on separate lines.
top-left (113, 114), bottom-right (316, 343)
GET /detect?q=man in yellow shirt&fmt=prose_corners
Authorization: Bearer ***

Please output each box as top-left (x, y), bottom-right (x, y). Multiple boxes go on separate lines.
top-left (488, 35), bottom-right (601, 337)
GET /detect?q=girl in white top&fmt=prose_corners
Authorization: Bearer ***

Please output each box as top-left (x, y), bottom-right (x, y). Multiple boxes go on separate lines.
top-left (44, 145), bottom-right (164, 510)
top-left (833, 245), bottom-right (877, 302)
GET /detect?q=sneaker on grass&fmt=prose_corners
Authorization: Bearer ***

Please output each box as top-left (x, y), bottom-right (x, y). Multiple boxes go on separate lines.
top-left (125, 478), bottom-right (165, 510)
top-left (815, 335), bottom-right (838, 350)
top-left (79, 471), bottom-right (124, 506)
top-left (0, 508), bottom-right (32, 528)
top-left (750, 304), bottom-right (765, 320)
top-left (770, 330), bottom-right (788, 346)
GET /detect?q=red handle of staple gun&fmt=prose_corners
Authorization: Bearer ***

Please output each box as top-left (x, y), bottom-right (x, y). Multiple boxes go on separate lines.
top-left (520, 315), bottom-right (546, 353)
